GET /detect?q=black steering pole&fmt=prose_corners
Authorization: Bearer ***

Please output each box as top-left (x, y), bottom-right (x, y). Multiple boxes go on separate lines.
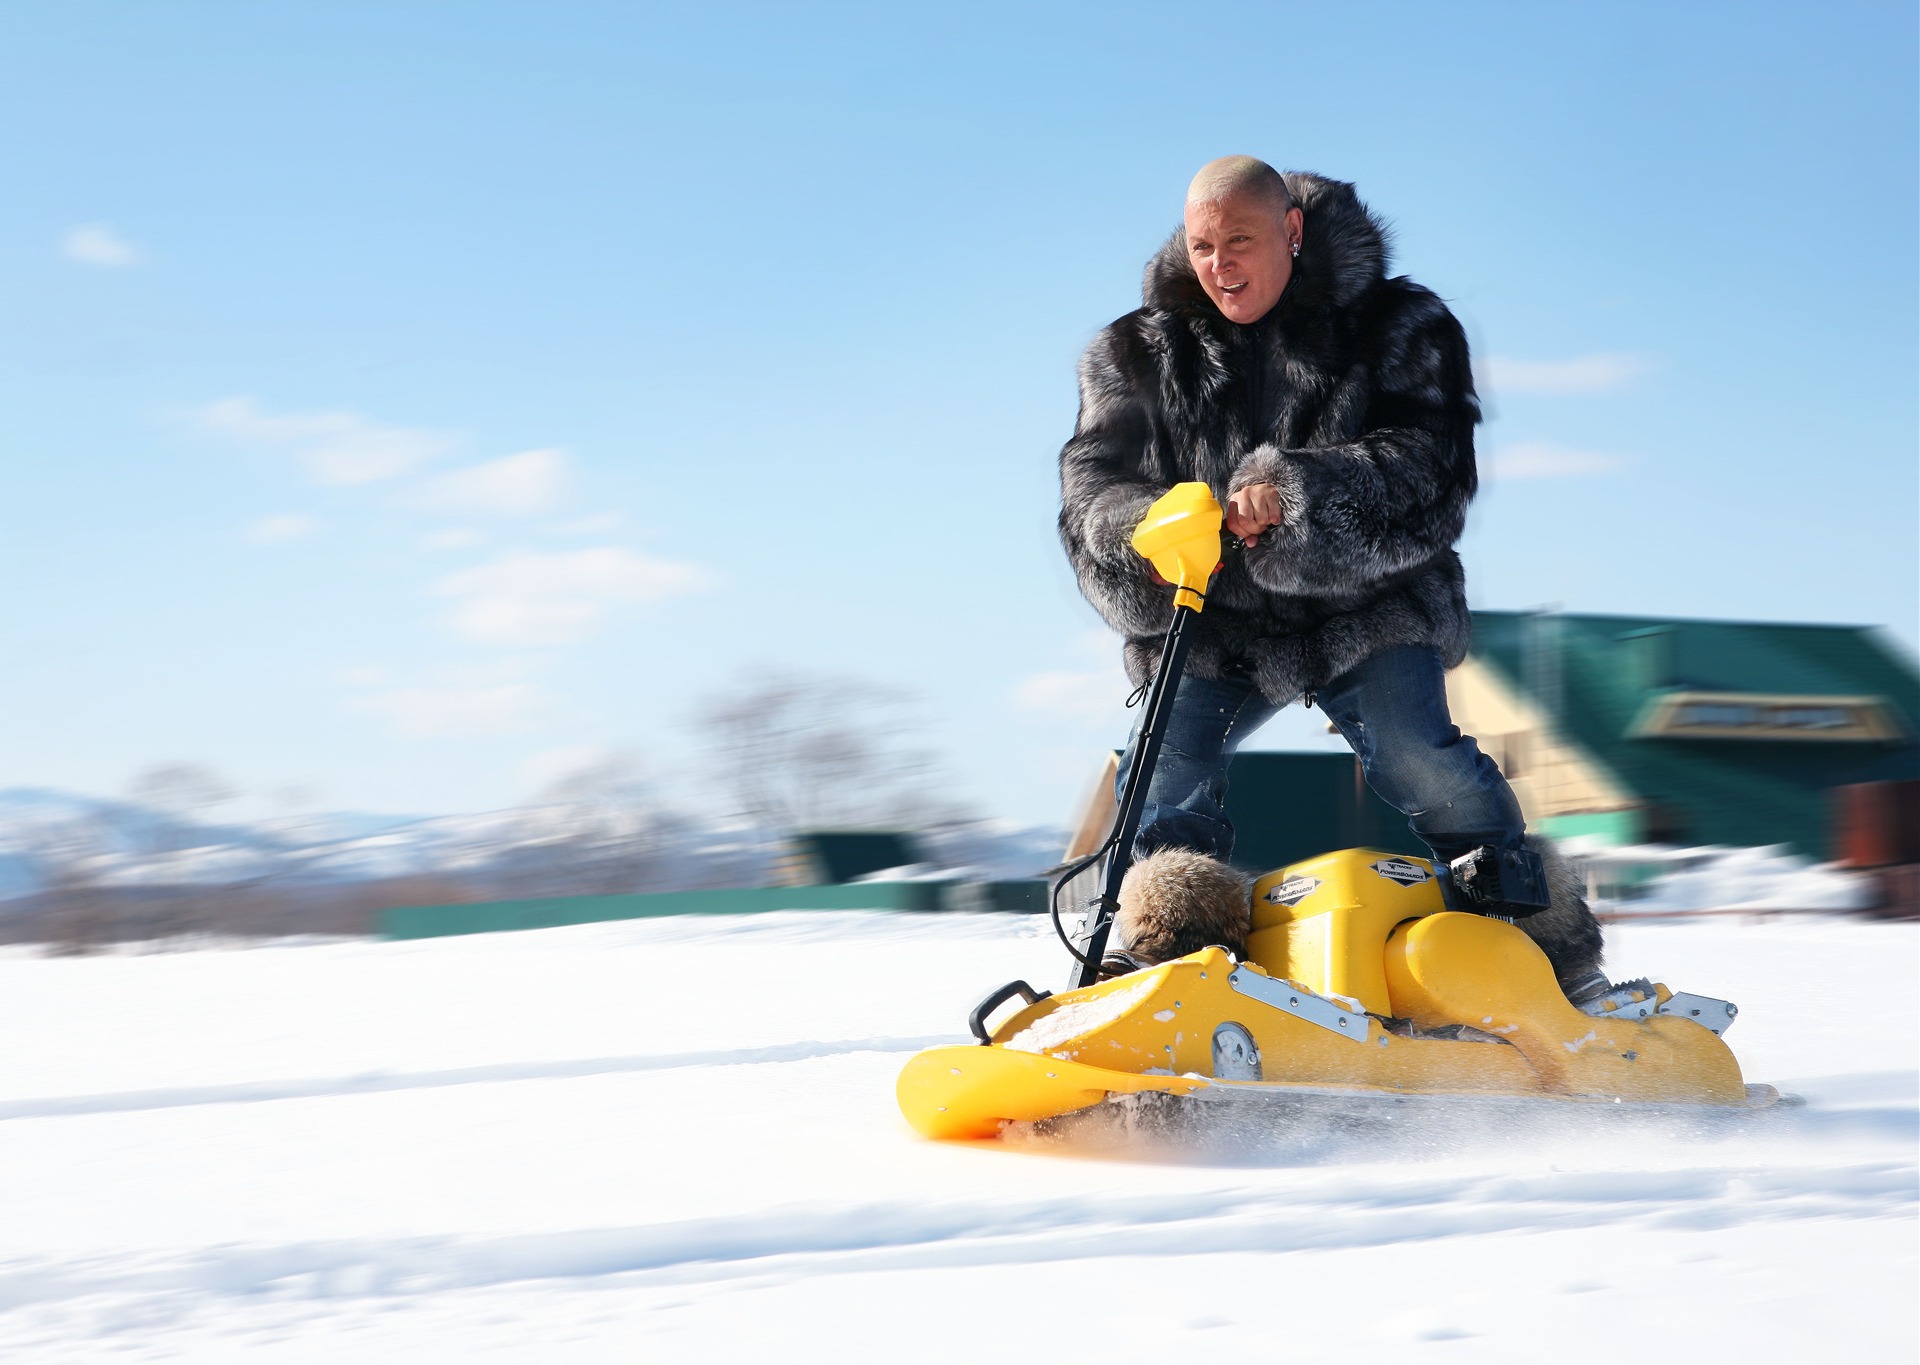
top-left (1047, 482), bottom-right (1226, 991)
top-left (1065, 604), bottom-right (1202, 987)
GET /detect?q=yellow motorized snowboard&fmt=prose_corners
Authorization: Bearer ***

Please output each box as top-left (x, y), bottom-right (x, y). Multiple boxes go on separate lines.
top-left (897, 484), bottom-right (1769, 1143)
top-left (899, 848), bottom-right (1765, 1141)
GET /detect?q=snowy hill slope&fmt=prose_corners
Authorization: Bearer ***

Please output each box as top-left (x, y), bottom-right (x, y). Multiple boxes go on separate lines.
top-left (0, 911), bottom-right (1911, 1361)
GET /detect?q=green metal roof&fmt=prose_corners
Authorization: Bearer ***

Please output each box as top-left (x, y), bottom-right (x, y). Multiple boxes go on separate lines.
top-left (1468, 611), bottom-right (1920, 855)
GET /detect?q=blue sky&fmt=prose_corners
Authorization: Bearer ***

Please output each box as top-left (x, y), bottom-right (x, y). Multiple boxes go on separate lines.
top-left (2, 1), bottom-right (1915, 827)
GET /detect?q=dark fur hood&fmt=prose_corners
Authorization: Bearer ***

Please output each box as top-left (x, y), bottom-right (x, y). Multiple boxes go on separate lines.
top-left (1140, 173), bottom-right (1392, 316)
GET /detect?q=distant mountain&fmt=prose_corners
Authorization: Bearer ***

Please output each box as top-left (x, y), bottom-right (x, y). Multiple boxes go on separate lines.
top-left (0, 786), bottom-right (1067, 901)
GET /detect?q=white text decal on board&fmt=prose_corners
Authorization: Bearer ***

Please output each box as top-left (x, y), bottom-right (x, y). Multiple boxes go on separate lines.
top-left (1264, 876), bottom-right (1322, 906)
top-left (1369, 858), bottom-right (1431, 886)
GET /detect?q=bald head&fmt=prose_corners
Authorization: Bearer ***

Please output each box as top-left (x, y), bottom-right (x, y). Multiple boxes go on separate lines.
top-left (1182, 156), bottom-right (1303, 324)
top-left (1187, 155), bottom-right (1293, 221)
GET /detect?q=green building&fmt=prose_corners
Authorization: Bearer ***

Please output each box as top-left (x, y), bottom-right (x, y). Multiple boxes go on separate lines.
top-left (1441, 611), bottom-right (1917, 855)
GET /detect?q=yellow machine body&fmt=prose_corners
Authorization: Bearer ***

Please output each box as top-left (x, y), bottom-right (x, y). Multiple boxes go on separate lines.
top-left (1246, 849), bottom-right (1446, 1013)
top-left (897, 848), bottom-right (1758, 1142)
top-left (1129, 482), bottom-right (1223, 612)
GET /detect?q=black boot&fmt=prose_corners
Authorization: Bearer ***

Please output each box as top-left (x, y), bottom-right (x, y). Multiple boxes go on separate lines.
top-left (1445, 844), bottom-right (1552, 918)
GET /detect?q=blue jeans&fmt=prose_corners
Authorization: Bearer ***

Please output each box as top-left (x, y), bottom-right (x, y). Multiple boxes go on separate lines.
top-left (1115, 645), bottom-right (1525, 867)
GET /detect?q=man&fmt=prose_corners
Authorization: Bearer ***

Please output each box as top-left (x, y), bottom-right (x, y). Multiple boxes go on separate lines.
top-left (1058, 156), bottom-right (1625, 1009)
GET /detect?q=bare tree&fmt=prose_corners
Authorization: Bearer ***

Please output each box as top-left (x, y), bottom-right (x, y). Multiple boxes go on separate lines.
top-left (125, 764), bottom-right (236, 871)
top-left (129, 762), bottom-right (234, 813)
top-left (121, 762), bottom-right (238, 938)
top-left (697, 672), bottom-right (973, 836)
top-left (25, 813), bottom-right (120, 954)
top-left (491, 752), bottom-right (672, 898)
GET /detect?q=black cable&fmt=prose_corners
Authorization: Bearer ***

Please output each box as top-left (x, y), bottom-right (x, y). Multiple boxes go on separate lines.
top-left (1048, 835), bottom-right (1117, 968)
top-left (1047, 618), bottom-right (1188, 972)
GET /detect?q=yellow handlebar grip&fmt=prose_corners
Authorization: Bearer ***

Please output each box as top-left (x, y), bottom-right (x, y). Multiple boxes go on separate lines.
top-left (1130, 483), bottom-right (1224, 613)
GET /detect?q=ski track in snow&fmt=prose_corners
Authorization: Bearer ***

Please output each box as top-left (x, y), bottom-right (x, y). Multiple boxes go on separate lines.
top-left (0, 912), bottom-right (1911, 1359)
top-left (0, 1160), bottom-right (1912, 1315)
top-left (0, 1035), bottom-right (960, 1123)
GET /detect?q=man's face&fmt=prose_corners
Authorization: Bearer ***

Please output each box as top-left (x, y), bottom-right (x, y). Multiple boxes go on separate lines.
top-left (1183, 193), bottom-right (1303, 325)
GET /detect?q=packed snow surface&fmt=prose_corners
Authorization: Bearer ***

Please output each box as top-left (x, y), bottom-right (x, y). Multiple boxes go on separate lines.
top-left (0, 910), bottom-right (1912, 1361)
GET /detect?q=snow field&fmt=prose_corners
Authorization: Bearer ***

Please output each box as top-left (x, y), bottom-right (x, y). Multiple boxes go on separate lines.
top-left (0, 910), bottom-right (1913, 1361)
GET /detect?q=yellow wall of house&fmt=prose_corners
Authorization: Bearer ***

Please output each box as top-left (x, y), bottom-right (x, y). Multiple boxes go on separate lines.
top-left (1444, 659), bottom-right (1636, 821)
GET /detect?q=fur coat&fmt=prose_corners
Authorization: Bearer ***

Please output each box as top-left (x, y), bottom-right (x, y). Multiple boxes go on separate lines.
top-left (1058, 173), bottom-right (1481, 703)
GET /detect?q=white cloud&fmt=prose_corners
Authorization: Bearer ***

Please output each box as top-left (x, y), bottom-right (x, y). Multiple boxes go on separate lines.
top-left (414, 448), bottom-right (569, 517)
top-left (243, 513), bottom-right (320, 544)
top-left (188, 396), bottom-right (454, 486)
top-left (349, 682), bottom-right (542, 738)
top-left (432, 546), bottom-right (703, 646)
top-left (550, 511), bottom-right (627, 536)
top-left (1478, 352), bottom-right (1650, 396)
top-left (1013, 632), bottom-right (1133, 727)
top-left (1013, 668), bottom-right (1134, 726)
top-left (62, 223), bottom-right (142, 267)
top-left (422, 528), bottom-right (487, 551)
top-left (339, 665), bottom-right (388, 687)
top-left (1485, 442), bottom-right (1628, 480)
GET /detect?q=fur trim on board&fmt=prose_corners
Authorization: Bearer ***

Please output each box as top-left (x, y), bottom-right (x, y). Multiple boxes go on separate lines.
top-left (1114, 848), bottom-right (1250, 962)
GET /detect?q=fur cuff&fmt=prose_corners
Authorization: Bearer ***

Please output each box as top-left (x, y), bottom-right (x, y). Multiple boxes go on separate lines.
top-left (1227, 443), bottom-right (1309, 529)
top-left (1086, 485), bottom-right (1160, 566)
top-left (1073, 486), bottom-right (1174, 639)
top-left (1229, 433), bottom-right (1471, 600)
top-left (1228, 445), bottom-right (1313, 587)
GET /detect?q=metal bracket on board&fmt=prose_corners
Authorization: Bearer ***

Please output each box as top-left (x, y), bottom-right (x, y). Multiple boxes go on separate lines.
top-left (1657, 992), bottom-right (1738, 1036)
top-left (1227, 967), bottom-right (1372, 1043)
